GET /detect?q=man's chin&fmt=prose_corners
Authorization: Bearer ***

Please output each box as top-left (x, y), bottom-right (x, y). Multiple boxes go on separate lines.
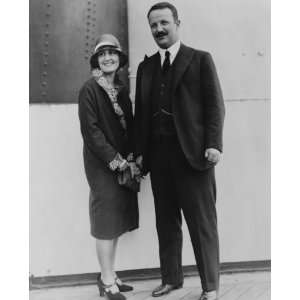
top-left (156, 40), bottom-right (168, 49)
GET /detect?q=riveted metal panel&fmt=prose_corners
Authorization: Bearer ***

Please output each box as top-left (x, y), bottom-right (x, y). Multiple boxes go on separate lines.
top-left (30, 0), bottom-right (129, 103)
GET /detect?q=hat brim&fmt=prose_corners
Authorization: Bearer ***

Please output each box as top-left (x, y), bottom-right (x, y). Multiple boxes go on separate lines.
top-left (90, 46), bottom-right (128, 69)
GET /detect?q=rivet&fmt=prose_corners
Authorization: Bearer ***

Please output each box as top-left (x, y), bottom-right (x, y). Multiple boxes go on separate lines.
top-left (44, 62), bottom-right (48, 66)
top-left (86, 35), bottom-right (89, 39)
top-left (42, 82), bottom-right (47, 86)
top-left (45, 32), bottom-right (49, 37)
top-left (47, 3), bottom-right (51, 7)
top-left (42, 72), bottom-right (47, 76)
top-left (43, 52), bottom-right (48, 56)
top-left (44, 42), bottom-right (49, 46)
top-left (42, 92), bottom-right (47, 96)
top-left (45, 13), bottom-right (50, 17)
top-left (45, 23), bottom-right (49, 27)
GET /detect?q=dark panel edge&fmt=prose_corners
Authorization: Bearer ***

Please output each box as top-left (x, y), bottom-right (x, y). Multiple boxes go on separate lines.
top-left (29, 260), bottom-right (271, 290)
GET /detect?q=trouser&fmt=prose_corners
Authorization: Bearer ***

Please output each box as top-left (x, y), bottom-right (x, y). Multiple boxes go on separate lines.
top-left (149, 136), bottom-right (220, 291)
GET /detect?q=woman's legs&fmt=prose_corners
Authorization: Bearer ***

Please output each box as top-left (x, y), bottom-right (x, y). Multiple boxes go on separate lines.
top-left (112, 238), bottom-right (118, 279)
top-left (96, 237), bottom-right (133, 297)
top-left (96, 238), bottom-right (118, 285)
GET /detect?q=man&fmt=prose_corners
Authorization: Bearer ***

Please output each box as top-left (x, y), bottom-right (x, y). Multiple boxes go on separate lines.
top-left (134, 2), bottom-right (225, 300)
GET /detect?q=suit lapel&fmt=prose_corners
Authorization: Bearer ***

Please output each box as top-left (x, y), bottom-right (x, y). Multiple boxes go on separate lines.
top-left (139, 45), bottom-right (193, 103)
top-left (141, 52), bottom-right (160, 104)
top-left (171, 43), bottom-right (194, 93)
top-left (116, 87), bottom-right (130, 118)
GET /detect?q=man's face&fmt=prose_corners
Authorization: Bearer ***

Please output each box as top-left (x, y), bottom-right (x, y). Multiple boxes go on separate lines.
top-left (148, 8), bottom-right (180, 49)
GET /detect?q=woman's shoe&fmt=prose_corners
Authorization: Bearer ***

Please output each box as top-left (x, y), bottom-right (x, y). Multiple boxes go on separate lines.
top-left (97, 276), bottom-right (126, 300)
top-left (115, 277), bottom-right (133, 292)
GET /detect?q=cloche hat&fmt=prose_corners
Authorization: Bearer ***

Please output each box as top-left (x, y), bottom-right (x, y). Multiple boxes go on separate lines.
top-left (90, 34), bottom-right (128, 69)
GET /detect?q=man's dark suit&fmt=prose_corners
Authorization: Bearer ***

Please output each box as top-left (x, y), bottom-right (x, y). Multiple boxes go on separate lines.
top-left (134, 43), bottom-right (225, 292)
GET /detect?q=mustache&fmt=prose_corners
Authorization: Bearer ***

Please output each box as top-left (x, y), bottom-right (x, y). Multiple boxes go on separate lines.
top-left (155, 32), bottom-right (167, 38)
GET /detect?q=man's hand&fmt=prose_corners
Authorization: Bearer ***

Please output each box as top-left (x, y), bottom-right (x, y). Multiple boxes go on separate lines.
top-left (128, 162), bottom-right (141, 178)
top-left (205, 148), bottom-right (221, 164)
top-left (134, 156), bottom-right (144, 182)
top-left (135, 155), bottom-right (143, 169)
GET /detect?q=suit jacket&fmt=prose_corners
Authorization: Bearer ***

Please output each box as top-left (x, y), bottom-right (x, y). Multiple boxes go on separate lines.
top-left (134, 43), bottom-right (225, 173)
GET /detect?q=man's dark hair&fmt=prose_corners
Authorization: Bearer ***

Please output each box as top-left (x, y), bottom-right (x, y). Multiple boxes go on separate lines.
top-left (147, 2), bottom-right (179, 21)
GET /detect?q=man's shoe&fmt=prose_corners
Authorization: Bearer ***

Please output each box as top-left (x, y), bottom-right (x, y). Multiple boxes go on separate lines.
top-left (199, 290), bottom-right (218, 300)
top-left (152, 283), bottom-right (183, 297)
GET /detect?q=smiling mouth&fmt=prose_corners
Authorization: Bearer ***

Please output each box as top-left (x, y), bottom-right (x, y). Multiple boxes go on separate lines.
top-left (102, 62), bottom-right (115, 66)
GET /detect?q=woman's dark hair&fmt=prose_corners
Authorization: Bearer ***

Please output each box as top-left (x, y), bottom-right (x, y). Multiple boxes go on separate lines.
top-left (147, 2), bottom-right (179, 21)
top-left (90, 51), bottom-right (101, 69)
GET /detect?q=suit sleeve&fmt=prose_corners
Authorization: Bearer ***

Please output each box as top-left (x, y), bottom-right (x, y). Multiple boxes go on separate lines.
top-left (200, 52), bottom-right (225, 152)
top-left (78, 85), bottom-right (117, 165)
top-left (123, 88), bottom-right (135, 156)
top-left (133, 63), bottom-right (143, 157)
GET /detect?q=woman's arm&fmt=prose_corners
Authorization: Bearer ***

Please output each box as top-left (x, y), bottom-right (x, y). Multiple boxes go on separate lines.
top-left (78, 84), bottom-right (127, 170)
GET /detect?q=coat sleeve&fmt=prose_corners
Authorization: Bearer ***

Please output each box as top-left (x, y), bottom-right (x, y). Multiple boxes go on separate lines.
top-left (78, 84), bottom-right (118, 165)
top-left (200, 52), bottom-right (225, 152)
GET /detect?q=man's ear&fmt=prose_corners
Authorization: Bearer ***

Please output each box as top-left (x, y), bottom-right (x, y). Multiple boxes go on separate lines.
top-left (176, 19), bottom-right (181, 27)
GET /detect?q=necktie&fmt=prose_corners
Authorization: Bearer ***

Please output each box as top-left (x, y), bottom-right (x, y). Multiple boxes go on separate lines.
top-left (162, 50), bottom-right (171, 73)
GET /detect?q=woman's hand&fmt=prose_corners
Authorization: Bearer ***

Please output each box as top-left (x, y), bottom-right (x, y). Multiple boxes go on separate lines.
top-left (118, 159), bottom-right (129, 172)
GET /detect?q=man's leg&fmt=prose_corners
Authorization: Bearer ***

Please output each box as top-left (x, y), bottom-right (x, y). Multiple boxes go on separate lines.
top-left (182, 168), bottom-right (219, 292)
top-left (150, 141), bottom-right (184, 286)
top-left (171, 144), bottom-right (219, 292)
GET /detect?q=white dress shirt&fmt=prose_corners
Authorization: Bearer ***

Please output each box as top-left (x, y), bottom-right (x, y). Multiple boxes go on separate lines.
top-left (158, 39), bottom-right (181, 66)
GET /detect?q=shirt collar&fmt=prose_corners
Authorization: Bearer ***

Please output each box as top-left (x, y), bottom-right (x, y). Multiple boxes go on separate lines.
top-left (158, 40), bottom-right (181, 65)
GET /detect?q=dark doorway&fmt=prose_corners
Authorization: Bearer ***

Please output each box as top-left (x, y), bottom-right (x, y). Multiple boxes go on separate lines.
top-left (29, 0), bottom-right (128, 103)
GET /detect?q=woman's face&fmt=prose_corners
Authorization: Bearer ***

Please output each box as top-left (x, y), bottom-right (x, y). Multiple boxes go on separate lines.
top-left (97, 49), bottom-right (120, 74)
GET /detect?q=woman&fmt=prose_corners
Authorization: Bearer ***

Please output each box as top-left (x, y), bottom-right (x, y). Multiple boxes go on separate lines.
top-left (78, 34), bottom-right (139, 300)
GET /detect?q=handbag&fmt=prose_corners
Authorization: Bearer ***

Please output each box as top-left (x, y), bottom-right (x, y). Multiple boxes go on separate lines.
top-left (117, 168), bottom-right (140, 192)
